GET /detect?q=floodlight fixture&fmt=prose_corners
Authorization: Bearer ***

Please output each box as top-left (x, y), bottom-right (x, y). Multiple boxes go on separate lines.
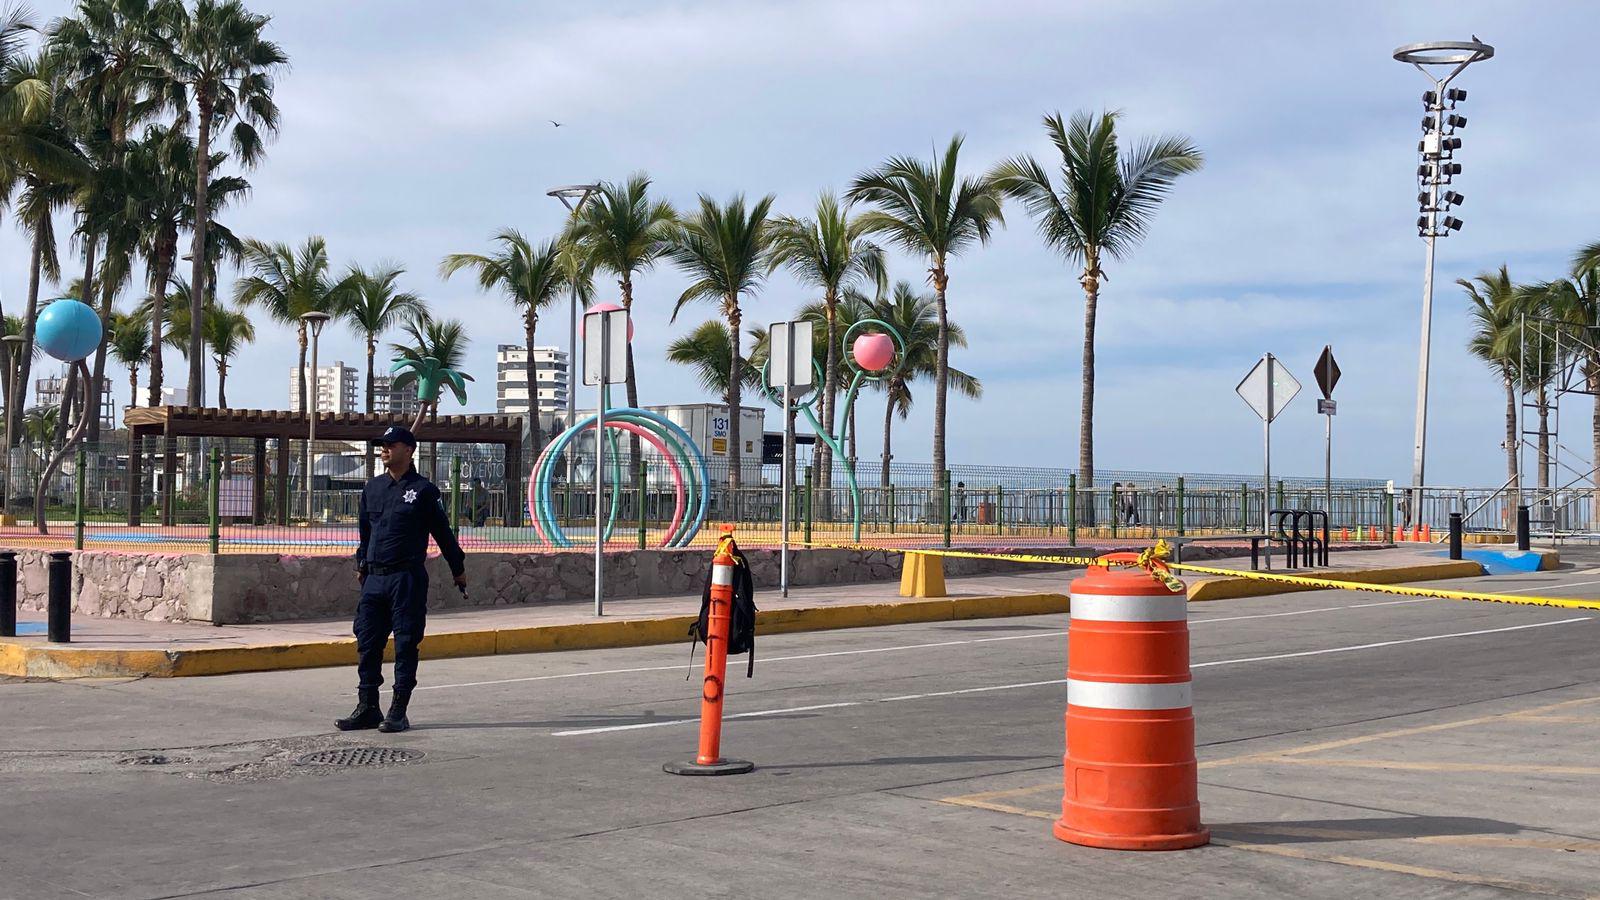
top-left (1392, 37), bottom-right (1494, 520)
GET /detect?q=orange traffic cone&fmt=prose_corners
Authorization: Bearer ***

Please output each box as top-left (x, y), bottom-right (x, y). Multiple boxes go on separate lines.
top-left (1339, 527), bottom-right (1349, 542)
top-left (664, 526), bottom-right (754, 776)
top-left (1057, 553), bottom-right (1208, 851)
top-left (1421, 523), bottom-right (1432, 541)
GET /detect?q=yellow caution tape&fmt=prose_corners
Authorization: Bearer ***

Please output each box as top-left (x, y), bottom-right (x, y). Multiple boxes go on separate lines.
top-left (796, 539), bottom-right (1600, 612)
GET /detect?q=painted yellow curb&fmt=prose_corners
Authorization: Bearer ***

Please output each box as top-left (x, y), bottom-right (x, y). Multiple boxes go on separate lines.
top-left (0, 593), bottom-right (1073, 679)
top-left (1185, 561), bottom-right (1485, 602)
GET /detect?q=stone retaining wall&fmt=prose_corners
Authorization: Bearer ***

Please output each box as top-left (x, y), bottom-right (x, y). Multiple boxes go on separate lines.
top-left (8, 544), bottom-right (1096, 625)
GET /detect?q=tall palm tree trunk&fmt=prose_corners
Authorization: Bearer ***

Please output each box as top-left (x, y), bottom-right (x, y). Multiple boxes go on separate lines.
top-left (129, 367), bottom-right (138, 412)
top-left (1590, 362), bottom-right (1600, 523)
top-left (147, 237), bottom-right (174, 406)
top-left (819, 295), bottom-right (838, 520)
top-left (186, 95), bottom-right (215, 405)
top-left (621, 276), bottom-right (642, 468)
top-left (931, 265), bottom-right (949, 500)
top-left (57, 236), bottom-right (99, 445)
top-left (216, 358), bottom-right (228, 408)
top-left (727, 300), bottom-right (743, 497)
top-left (87, 262), bottom-right (117, 440)
top-left (1537, 382), bottom-right (1551, 492)
top-left (523, 310), bottom-right (543, 462)
top-left (13, 233), bottom-right (44, 447)
top-left (1503, 377), bottom-right (1518, 498)
top-left (1079, 262), bottom-right (1100, 527)
top-left (880, 393), bottom-right (894, 492)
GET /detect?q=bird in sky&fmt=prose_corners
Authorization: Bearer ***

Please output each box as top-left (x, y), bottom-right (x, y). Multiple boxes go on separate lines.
top-left (549, 120), bottom-right (563, 128)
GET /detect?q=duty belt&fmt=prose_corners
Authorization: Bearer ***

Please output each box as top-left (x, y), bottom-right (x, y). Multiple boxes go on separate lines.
top-left (365, 560), bottom-right (424, 576)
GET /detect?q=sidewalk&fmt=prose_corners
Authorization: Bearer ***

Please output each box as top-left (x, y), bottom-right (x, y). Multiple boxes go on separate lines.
top-left (0, 545), bottom-right (1491, 679)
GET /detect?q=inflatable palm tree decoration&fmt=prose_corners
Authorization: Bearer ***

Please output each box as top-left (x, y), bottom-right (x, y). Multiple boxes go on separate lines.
top-left (389, 315), bottom-right (473, 434)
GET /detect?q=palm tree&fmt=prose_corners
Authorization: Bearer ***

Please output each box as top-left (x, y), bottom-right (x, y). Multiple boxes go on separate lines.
top-left (440, 230), bottom-right (574, 461)
top-left (1511, 286), bottom-right (1558, 492)
top-left (163, 296), bottom-right (254, 407)
top-left (991, 111), bottom-right (1202, 518)
top-left (389, 312), bottom-right (472, 477)
top-left (161, 0), bottom-right (286, 406)
top-left (22, 404), bottom-right (58, 461)
top-left (345, 263), bottom-right (422, 414)
top-left (667, 193), bottom-right (776, 490)
top-left (665, 320), bottom-right (758, 404)
top-left (107, 307), bottom-right (150, 415)
top-left (568, 173), bottom-right (677, 452)
top-left (1535, 241), bottom-right (1600, 517)
top-left (233, 236), bottom-right (355, 413)
top-left (768, 192), bottom-right (885, 510)
top-left (847, 135), bottom-right (1002, 484)
top-left (1462, 266), bottom-right (1522, 496)
top-left (870, 281), bottom-right (980, 490)
top-left (126, 122), bottom-right (246, 406)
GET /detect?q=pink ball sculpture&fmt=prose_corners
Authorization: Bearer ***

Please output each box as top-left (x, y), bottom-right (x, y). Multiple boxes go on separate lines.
top-left (852, 332), bottom-right (895, 372)
top-left (580, 302), bottom-right (635, 341)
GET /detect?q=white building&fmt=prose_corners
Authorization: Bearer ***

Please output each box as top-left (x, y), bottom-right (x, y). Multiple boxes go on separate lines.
top-left (496, 345), bottom-right (569, 419)
top-left (570, 402), bottom-right (766, 485)
top-left (369, 373), bottom-right (423, 420)
top-left (289, 361), bottom-right (359, 414)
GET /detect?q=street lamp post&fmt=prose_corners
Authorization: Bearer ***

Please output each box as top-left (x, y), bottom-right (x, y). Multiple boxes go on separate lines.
top-left (1393, 38), bottom-right (1493, 521)
top-left (548, 183), bottom-right (600, 524)
top-left (1, 334), bottom-right (24, 518)
top-left (301, 311), bottom-right (331, 523)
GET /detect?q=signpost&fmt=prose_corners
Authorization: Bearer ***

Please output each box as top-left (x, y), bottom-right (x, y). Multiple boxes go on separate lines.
top-left (583, 306), bottom-right (629, 616)
top-left (768, 319), bottom-right (814, 598)
top-left (1314, 345), bottom-right (1342, 521)
top-left (1236, 353), bottom-right (1301, 564)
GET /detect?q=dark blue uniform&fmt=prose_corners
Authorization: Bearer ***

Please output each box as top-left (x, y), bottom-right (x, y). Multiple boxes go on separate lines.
top-left (354, 466), bottom-right (465, 694)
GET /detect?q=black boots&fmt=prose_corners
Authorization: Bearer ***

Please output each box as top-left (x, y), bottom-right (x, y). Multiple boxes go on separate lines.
top-left (379, 689), bottom-right (411, 733)
top-left (336, 689), bottom-right (384, 731)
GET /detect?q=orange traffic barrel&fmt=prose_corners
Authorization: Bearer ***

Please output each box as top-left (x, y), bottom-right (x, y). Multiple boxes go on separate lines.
top-left (1056, 553), bottom-right (1208, 851)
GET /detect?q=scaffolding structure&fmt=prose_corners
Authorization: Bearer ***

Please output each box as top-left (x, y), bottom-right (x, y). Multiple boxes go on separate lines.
top-left (1516, 315), bottom-right (1600, 540)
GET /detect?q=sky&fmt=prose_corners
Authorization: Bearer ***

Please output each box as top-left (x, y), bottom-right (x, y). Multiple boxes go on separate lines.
top-left (6, 0), bottom-right (1599, 487)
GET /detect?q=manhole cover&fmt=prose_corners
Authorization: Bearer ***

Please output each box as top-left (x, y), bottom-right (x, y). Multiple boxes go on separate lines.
top-left (294, 747), bottom-right (424, 767)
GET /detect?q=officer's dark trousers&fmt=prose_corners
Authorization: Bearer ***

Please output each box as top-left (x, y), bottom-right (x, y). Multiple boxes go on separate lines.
top-left (354, 567), bottom-right (428, 693)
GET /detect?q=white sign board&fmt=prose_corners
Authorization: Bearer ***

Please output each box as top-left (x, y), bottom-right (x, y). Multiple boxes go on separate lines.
top-left (582, 308), bottom-right (629, 386)
top-left (767, 320), bottom-right (815, 389)
top-left (219, 476), bottom-right (254, 517)
top-left (1236, 354), bottom-right (1301, 423)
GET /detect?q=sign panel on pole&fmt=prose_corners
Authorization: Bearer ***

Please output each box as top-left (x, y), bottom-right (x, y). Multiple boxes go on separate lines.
top-left (582, 308), bottom-right (629, 385)
top-left (1317, 399), bottom-right (1337, 415)
top-left (1315, 345), bottom-right (1341, 400)
top-left (767, 320), bottom-right (815, 390)
top-left (1236, 355), bottom-right (1301, 423)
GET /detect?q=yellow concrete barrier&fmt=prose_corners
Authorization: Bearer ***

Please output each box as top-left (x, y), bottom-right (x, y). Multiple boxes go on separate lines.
top-left (899, 551), bottom-right (947, 598)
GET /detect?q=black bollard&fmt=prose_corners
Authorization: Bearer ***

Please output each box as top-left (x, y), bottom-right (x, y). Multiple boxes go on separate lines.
top-left (1516, 505), bottom-right (1530, 551)
top-left (1448, 512), bottom-right (1463, 560)
top-left (47, 551), bottom-right (71, 643)
top-left (0, 550), bottom-right (14, 638)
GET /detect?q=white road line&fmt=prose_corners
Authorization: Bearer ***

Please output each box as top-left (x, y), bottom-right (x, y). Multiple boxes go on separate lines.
top-left (1513, 578), bottom-right (1600, 594)
top-left (552, 617), bottom-right (1591, 736)
top-left (419, 598), bottom-right (1429, 693)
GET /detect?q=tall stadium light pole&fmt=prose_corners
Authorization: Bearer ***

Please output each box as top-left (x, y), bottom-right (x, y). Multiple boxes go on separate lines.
top-left (301, 311), bottom-right (331, 523)
top-left (1393, 39), bottom-right (1493, 521)
top-left (548, 184), bottom-right (600, 521)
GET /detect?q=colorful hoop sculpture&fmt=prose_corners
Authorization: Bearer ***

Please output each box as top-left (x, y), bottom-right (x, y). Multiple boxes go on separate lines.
top-left (528, 397), bottom-right (712, 548)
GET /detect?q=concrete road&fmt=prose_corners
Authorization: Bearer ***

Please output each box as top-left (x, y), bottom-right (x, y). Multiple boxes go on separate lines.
top-left (4, 563), bottom-right (1600, 899)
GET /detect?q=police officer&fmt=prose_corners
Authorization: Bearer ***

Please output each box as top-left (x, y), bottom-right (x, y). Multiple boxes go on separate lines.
top-left (337, 426), bottom-right (466, 734)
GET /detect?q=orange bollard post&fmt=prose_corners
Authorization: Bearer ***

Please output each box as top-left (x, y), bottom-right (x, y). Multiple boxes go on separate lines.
top-left (664, 526), bottom-right (754, 776)
top-left (1056, 552), bottom-right (1208, 851)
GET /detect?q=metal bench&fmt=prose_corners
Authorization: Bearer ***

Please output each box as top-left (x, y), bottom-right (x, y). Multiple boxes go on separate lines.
top-left (1166, 534), bottom-right (1274, 570)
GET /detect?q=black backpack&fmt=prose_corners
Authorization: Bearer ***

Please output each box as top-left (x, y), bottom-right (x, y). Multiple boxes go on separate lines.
top-left (688, 539), bottom-right (758, 678)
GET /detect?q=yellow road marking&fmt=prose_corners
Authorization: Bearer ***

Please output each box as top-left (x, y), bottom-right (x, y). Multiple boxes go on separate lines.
top-left (1261, 757), bottom-right (1600, 775)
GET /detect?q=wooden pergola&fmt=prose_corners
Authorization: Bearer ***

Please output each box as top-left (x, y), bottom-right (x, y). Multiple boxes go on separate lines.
top-left (122, 407), bottom-right (525, 527)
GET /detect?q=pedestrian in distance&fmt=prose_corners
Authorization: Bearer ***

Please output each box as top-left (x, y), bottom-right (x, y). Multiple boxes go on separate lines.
top-left (1123, 482), bottom-right (1141, 526)
top-left (1399, 490), bottom-right (1414, 531)
top-left (470, 477), bottom-right (489, 527)
top-left (337, 426), bottom-right (467, 734)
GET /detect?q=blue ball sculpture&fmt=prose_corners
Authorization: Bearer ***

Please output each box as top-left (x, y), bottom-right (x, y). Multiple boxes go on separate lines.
top-left (36, 299), bottom-right (103, 363)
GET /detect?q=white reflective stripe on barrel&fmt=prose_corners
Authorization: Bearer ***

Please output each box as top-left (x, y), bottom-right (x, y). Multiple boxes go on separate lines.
top-left (1067, 678), bottom-right (1192, 710)
top-left (1069, 593), bottom-right (1188, 622)
top-left (711, 564), bottom-right (734, 586)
